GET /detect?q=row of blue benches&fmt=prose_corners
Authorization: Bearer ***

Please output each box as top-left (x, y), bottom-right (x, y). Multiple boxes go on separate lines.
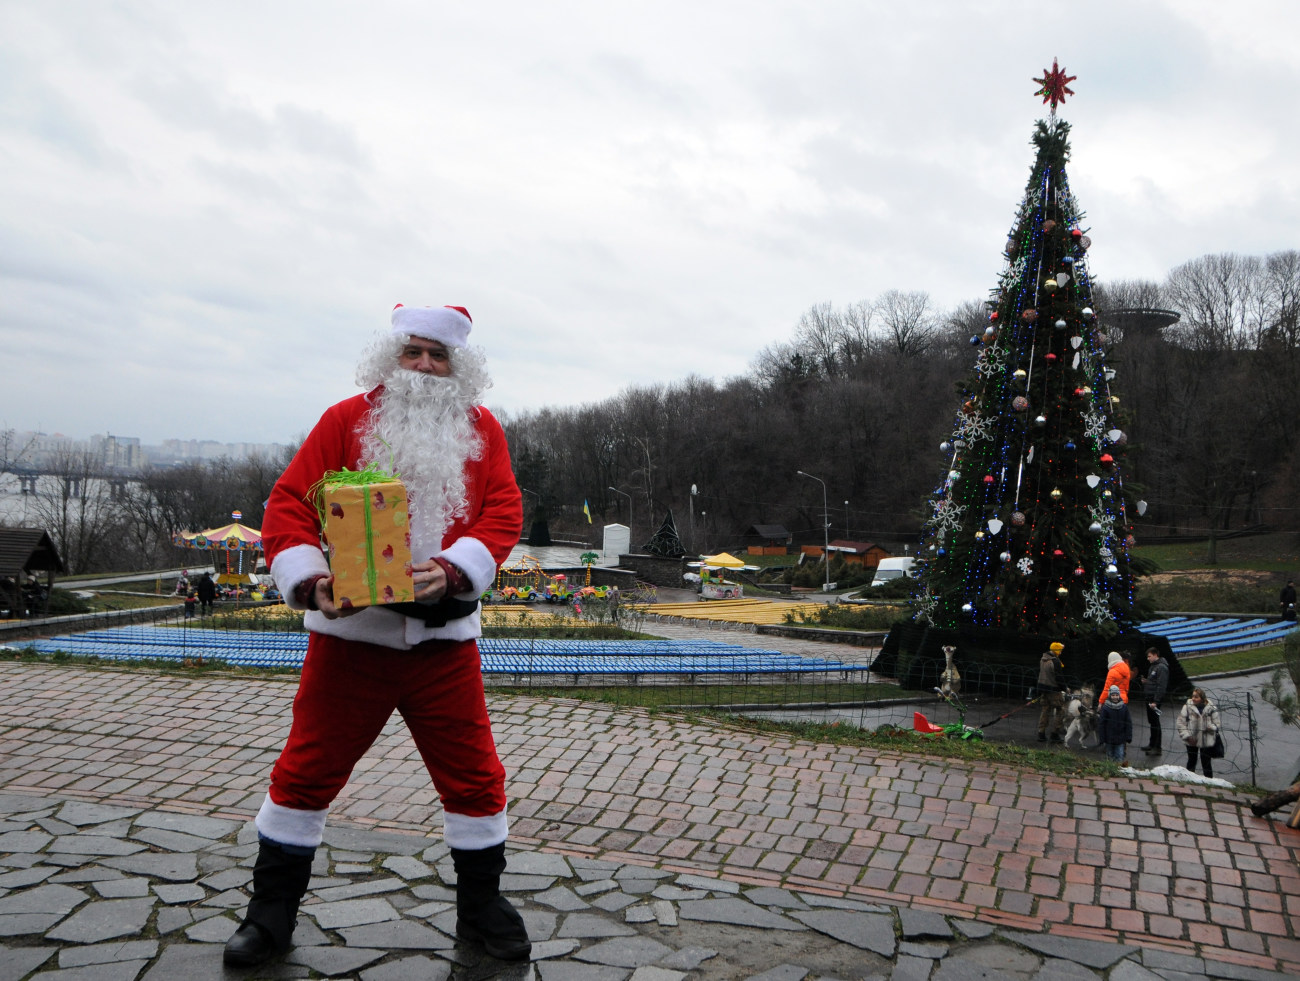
top-left (28, 638), bottom-right (860, 675)
top-left (1140, 616), bottom-right (1297, 654)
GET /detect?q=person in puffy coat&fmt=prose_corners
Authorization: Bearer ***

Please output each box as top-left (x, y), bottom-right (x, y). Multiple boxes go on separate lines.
top-left (1176, 688), bottom-right (1221, 778)
top-left (1096, 685), bottom-right (1133, 763)
top-left (1097, 651), bottom-right (1131, 706)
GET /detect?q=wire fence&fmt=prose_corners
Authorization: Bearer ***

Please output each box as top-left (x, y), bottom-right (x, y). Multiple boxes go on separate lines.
top-left (2, 598), bottom-right (1283, 787)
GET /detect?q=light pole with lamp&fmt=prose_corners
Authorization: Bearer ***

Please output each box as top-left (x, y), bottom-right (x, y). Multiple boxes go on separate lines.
top-left (844, 500), bottom-right (850, 540)
top-left (607, 486), bottom-right (632, 531)
top-left (796, 470), bottom-right (832, 592)
top-left (689, 484), bottom-right (698, 552)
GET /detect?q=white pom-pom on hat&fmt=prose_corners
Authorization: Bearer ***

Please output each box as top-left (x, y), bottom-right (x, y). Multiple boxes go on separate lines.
top-left (391, 304), bottom-right (473, 348)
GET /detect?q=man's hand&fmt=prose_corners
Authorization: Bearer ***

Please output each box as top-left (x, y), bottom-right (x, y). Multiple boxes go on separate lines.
top-left (314, 576), bottom-right (363, 619)
top-left (409, 560), bottom-right (449, 603)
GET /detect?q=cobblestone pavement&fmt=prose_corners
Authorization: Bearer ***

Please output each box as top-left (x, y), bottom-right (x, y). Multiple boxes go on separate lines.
top-left (2, 658), bottom-right (1299, 979)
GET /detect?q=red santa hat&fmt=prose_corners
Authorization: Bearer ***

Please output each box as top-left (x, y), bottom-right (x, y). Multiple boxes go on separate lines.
top-left (390, 304), bottom-right (473, 348)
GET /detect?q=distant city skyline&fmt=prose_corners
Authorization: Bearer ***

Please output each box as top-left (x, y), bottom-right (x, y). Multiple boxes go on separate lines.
top-left (2, 427), bottom-right (289, 470)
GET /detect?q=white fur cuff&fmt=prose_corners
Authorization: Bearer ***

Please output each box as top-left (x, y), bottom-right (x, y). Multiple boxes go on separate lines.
top-left (443, 808), bottom-right (508, 850)
top-left (271, 544), bottom-right (332, 610)
top-left (256, 794), bottom-right (329, 848)
top-left (439, 537), bottom-right (497, 594)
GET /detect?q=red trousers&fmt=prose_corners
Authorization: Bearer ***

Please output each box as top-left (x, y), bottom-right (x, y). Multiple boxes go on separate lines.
top-left (268, 632), bottom-right (507, 821)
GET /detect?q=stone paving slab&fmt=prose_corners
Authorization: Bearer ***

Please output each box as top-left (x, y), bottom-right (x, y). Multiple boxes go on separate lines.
top-left (3, 657), bottom-right (1300, 978)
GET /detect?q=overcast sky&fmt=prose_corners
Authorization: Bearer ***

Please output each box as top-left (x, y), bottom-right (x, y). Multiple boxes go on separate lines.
top-left (2, 1), bottom-right (1298, 445)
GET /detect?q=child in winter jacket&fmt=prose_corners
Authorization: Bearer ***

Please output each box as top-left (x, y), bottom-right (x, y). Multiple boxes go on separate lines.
top-left (1097, 684), bottom-right (1133, 763)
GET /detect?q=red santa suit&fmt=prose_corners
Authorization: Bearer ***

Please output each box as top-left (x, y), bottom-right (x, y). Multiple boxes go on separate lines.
top-left (257, 388), bottom-right (523, 852)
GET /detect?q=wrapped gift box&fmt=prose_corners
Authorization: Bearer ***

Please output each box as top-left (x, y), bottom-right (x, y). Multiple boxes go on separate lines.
top-left (320, 477), bottom-right (414, 609)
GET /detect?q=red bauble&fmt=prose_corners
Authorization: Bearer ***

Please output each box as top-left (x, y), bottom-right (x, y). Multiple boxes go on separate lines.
top-left (1052, 549), bottom-right (1065, 557)
top-left (1045, 353), bottom-right (1058, 363)
top-left (1071, 228), bottom-right (1082, 238)
top-left (1100, 453), bottom-right (1114, 467)
top-left (983, 475), bottom-right (995, 484)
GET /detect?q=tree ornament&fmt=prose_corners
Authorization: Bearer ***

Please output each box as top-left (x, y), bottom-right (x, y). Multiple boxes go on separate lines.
top-left (1021, 309), bottom-right (1039, 322)
top-left (1071, 229), bottom-right (1083, 239)
top-left (1013, 368), bottom-right (1027, 383)
top-left (1125, 534), bottom-right (1136, 548)
top-left (1052, 548), bottom-right (1065, 557)
top-left (1099, 454), bottom-right (1114, 468)
top-left (1011, 511), bottom-right (1026, 526)
top-left (1005, 239), bottom-right (1016, 255)
top-left (974, 530), bottom-right (985, 539)
top-left (983, 326), bottom-right (995, 338)
top-left (1055, 271), bottom-right (1070, 285)
top-left (1080, 235), bottom-right (1092, 250)
top-left (1110, 395), bottom-right (1121, 405)
top-left (969, 335), bottom-right (981, 346)
top-left (1034, 415), bottom-right (1047, 427)
top-left (1088, 521), bottom-right (1103, 534)
top-left (940, 441), bottom-right (952, 453)
top-left (1073, 566), bottom-right (1085, 577)
top-left (1063, 254), bottom-right (1075, 264)
top-left (1105, 563), bottom-right (1119, 576)
top-left (1056, 586), bottom-right (1069, 598)
top-left (989, 310), bottom-right (999, 321)
top-left (987, 518), bottom-right (1004, 534)
top-left (1102, 489), bottom-right (1112, 499)
top-left (1017, 557), bottom-right (1034, 575)
top-left (1045, 352), bottom-right (1058, 363)
top-left (961, 602), bottom-right (973, 613)
top-left (1012, 396), bottom-right (1029, 411)
top-left (937, 547), bottom-right (947, 556)
top-left (1042, 219), bottom-right (1057, 233)
top-left (1137, 500), bottom-right (1148, 516)
top-left (1065, 441), bottom-right (1076, 451)
top-left (948, 470), bottom-right (961, 482)
top-left (1054, 318), bottom-right (1067, 329)
top-left (999, 551), bottom-right (1011, 562)
top-left (983, 475), bottom-right (995, 484)
top-left (1081, 307), bottom-right (1095, 319)
top-left (1050, 487), bottom-right (1063, 500)
top-left (1044, 278), bottom-right (1058, 291)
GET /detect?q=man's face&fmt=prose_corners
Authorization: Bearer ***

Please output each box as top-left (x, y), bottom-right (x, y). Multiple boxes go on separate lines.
top-left (1148, 651), bottom-right (1158, 663)
top-left (398, 336), bottom-right (453, 377)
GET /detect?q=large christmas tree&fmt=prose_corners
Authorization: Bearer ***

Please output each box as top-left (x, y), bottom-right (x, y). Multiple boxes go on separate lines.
top-left (877, 63), bottom-right (1179, 695)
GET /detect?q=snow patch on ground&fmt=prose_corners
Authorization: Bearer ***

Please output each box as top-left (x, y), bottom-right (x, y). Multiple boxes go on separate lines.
top-left (1121, 763), bottom-right (1234, 789)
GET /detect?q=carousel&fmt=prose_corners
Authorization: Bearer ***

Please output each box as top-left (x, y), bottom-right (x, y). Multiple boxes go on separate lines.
top-left (687, 552), bottom-right (757, 599)
top-left (173, 510), bottom-right (265, 586)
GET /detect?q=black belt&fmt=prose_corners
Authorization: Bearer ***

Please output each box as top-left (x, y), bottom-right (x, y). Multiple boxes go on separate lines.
top-left (380, 598), bottom-right (480, 627)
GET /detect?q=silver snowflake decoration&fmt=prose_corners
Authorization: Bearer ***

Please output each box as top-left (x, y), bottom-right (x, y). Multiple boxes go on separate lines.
top-left (1016, 556), bottom-right (1034, 576)
top-left (954, 410), bottom-right (995, 444)
top-left (1082, 409), bottom-right (1107, 441)
top-left (1082, 584), bottom-right (1110, 624)
top-left (927, 497), bottom-right (966, 535)
top-left (913, 588), bottom-right (938, 626)
top-left (973, 344), bottom-right (1009, 380)
top-left (1001, 255), bottom-right (1028, 287)
top-left (1088, 505), bottom-right (1116, 540)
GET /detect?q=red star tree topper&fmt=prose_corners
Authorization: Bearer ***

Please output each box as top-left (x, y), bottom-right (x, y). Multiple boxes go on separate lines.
top-left (1033, 58), bottom-right (1076, 112)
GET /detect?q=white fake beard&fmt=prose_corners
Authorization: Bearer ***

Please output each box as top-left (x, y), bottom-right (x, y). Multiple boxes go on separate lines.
top-left (360, 368), bottom-right (485, 538)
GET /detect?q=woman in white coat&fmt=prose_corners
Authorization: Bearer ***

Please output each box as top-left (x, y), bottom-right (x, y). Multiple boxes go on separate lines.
top-left (1176, 688), bottom-right (1220, 778)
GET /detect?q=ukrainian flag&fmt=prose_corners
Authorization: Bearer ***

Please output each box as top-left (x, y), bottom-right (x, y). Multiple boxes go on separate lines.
top-left (583, 499), bottom-right (592, 524)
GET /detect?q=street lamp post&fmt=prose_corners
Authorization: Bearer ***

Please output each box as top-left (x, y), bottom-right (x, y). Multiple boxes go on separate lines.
top-left (796, 470), bottom-right (832, 592)
top-left (607, 486), bottom-right (632, 530)
top-left (689, 484), bottom-right (698, 552)
top-left (844, 500), bottom-right (850, 540)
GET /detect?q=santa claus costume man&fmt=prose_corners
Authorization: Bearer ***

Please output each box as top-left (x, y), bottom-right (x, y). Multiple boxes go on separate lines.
top-left (224, 304), bottom-right (527, 966)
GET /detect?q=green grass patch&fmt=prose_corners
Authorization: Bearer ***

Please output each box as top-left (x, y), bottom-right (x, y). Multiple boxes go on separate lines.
top-left (487, 681), bottom-right (901, 709)
top-left (1180, 645), bottom-right (1285, 676)
top-left (687, 715), bottom-right (1130, 779)
top-left (1134, 532), bottom-right (1300, 572)
top-left (782, 604), bottom-right (905, 631)
top-left (1141, 579), bottom-right (1277, 614)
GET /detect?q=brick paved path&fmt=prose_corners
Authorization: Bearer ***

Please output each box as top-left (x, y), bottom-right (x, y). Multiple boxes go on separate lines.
top-left (2, 660), bottom-right (1299, 975)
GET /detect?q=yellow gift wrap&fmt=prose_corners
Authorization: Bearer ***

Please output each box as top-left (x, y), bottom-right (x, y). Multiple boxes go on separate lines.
top-left (315, 467), bottom-right (414, 609)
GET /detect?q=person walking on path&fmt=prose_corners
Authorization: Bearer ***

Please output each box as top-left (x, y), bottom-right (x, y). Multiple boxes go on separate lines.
top-left (224, 304), bottom-right (527, 969)
top-left (1037, 641), bottom-right (1066, 743)
top-left (1097, 684), bottom-right (1133, 763)
top-left (1177, 687), bottom-right (1221, 779)
top-left (1097, 650), bottom-right (1131, 706)
top-left (195, 572), bottom-right (217, 615)
top-left (1142, 647), bottom-right (1169, 756)
top-left (1282, 579), bottom-right (1296, 622)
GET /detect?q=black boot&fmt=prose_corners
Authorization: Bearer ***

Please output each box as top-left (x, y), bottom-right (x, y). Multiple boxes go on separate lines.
top-left (223, 839), bottom-right (315, 967)
top-left (451, 843), bottom-right (531, 961)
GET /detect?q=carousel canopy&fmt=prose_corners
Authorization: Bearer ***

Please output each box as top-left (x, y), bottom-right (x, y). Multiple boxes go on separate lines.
top-left (699, 552), bottom-right (744, 569)
top-left (174, 519), bottom-right (263, 551)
